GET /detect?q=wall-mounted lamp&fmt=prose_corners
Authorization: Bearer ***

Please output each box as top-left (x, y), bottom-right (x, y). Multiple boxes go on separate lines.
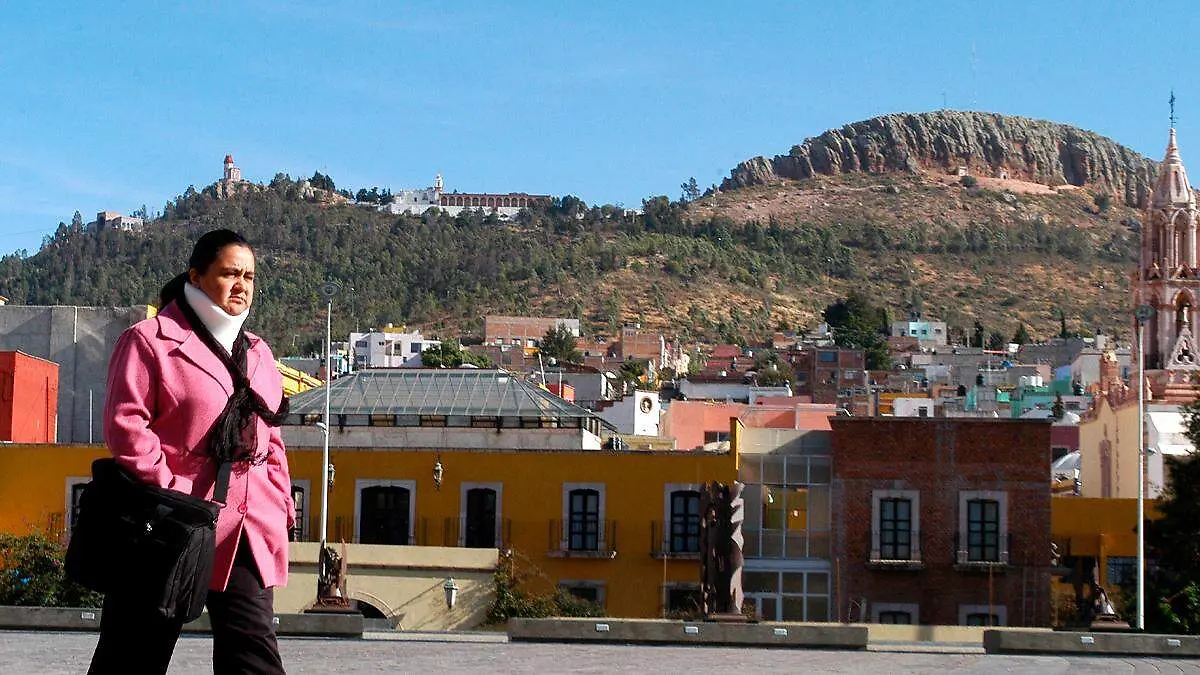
top-left (433, 455), bottom-right (444, 491)
top-left (443, 577), bottom-right (460, 610)
top-left (327, 462), bottom-right (336, 490)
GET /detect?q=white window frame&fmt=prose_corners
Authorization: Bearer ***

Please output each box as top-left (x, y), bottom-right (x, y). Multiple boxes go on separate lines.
top-left (663, 482), bottom-right (701, 553)
top-left (958, 603), bottom-right (1007, 626)
top-left (871, 489), bottom-right (920, 562)
top-left (290, 479), bottom-right (311, 541)
top-left (64, 476), bottom-right (90, 533)
top-left (354, 479), bottom-right (417, 545)
top-left (957, 490), bottom-right (1008, 564)
top-left (561, 482), bottom-right (606, 551)
top-left (557, 579), bottom-right (607, 607)
top-left (459, 481), bottom-right (503, 547)
top-left (871, 602), bottom-right (919, 624)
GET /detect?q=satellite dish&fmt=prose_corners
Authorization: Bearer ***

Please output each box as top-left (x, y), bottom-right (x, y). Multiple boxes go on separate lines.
top-left (318, 282), bottom-right (342, 301)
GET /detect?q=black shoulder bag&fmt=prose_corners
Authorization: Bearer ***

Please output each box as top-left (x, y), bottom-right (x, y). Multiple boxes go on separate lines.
top-left (65, 458), bottom-right (232, 622)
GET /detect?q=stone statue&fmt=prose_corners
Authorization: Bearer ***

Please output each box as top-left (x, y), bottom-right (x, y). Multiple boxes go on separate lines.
top-left (316, 544), bottom-right (350, 608)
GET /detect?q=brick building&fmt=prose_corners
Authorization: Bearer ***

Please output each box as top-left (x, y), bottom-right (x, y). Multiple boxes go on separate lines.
top-left (829, 417), bottom-right (1052, 627)
top-left (483, 315), bottom-right (579, 348)
top-left (786, 346), bottom-right (865, 406)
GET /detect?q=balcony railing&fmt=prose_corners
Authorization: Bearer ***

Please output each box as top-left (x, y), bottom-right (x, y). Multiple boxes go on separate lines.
top-left (47, 511), bottom-right (66, 541)
top-left (953, 531), bottom-right (1012, 569)
top-left (548, 519), bottom-right (618, 558)
top-left (650, 520), bottom-right (701, 559)
top-left (441, 516), bottom-right (513, 549)
top-left (317, 516), bottom-right (513, 548)
top-left (867, 529), bottom-right (924, 570)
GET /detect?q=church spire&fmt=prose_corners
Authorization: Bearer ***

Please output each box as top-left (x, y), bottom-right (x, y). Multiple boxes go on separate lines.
top-left (1153, 127), bottom-right (1194, 208)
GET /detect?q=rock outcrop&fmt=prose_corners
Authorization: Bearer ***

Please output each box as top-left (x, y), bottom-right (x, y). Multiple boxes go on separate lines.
top-left (722, 111), bottom-right (1159, 207)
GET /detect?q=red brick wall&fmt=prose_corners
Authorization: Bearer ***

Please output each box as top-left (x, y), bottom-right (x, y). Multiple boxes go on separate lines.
top-left (830, 417), bottom-right (1052, 626)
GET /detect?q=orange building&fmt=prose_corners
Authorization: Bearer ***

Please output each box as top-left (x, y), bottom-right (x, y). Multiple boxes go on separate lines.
top-left (0, 351), bottom-right (58, 443)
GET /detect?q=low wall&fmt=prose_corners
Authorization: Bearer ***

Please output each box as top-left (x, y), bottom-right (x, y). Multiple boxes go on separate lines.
top-left (867, 624), bottom-right (990, 644)
top-left (984, 628), bottom-right (1200, 657)
top-left (0, 606), bottom-right (361, 637)
top-left (276, 543), bottom-right (497, 631)
top-left (509, 618), bottom-right (868, 649)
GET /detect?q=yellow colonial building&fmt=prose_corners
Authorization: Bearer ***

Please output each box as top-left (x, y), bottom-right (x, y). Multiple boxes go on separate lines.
top-left (0, 369), bottom-right (738, 624)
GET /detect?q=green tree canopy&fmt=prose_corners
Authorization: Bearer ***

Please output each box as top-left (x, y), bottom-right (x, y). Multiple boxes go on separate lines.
top-left (822, 292), bottom-right (890, 370)
top-left (752, 349), bottom-right (794, 387)
top-left (538, 324), bottom-right (583, 364)
top-left (421, 340), bottom-right (492, 368)
top-left (1012, 323), bottom-right (1032, 345)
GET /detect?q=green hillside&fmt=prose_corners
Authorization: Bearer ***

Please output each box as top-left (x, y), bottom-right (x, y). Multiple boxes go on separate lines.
top-left (0, 111), bottom-right (1155, 353)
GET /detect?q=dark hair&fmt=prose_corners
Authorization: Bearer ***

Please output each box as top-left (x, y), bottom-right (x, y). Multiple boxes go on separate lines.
top-left (159, 229), bottom-right (253, 308)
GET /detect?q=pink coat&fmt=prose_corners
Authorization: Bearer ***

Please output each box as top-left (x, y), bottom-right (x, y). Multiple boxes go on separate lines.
top-left (103, 302), bottom-right (294, 591)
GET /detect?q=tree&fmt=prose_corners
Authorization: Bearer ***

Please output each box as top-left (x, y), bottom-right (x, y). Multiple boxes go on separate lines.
top-left (1144, 400), bottom-right (1200, 633)
top-left (823, 292), bottom-right (891, 370)
top-left (309, 172), bottom-right (336, 192)
top-left (1013, 323), bottom-right (1032, 345)
top-left (538, 324), bottom-right (582, 364)
top-left (680, 177), bottom-right (701, 202)
top-left (752, 350), bottom-right (794, 387)
top-left (1059, 308), bottom-right (1069, 339)
top-left (421, 341), bottom-right (492, 368)
top-left (972, 320), bottom-right (985, 349)
top-left (1051, 393), bottom-right (1065, 420)
top-left (618, 359), bottom-right (651, 390)
top-left (987, 331), bottom-right (1006, 351)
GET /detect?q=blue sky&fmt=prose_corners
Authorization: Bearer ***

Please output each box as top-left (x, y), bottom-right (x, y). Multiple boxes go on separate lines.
top-left (1, 1), bottom-right (1197, 255)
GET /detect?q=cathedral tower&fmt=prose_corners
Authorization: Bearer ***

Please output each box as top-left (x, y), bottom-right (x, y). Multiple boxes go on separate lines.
top-left (1136, 128), bottom-right (1200, 400)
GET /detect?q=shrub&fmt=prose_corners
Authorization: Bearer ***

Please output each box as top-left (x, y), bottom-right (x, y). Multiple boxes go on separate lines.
top-left (960, 175), bottom-right (978, 188)
top-left (0, 531), bottom-right (103, 607)
top-left (487, 550), bottom-right (604, 623)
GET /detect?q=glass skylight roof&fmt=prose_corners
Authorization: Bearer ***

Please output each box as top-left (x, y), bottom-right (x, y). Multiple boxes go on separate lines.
top-left (286, 368), bottom-right (603, 421)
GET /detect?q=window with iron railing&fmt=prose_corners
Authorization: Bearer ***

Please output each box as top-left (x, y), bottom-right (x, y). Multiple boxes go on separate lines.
top-left (668, 490), bottom-right (701, 553)
top-left (967, 499), bottom-right (1000, 562)
top-left (879, 498), bottom-right (912, 560)
top-left (568, 489), bottom-right (600, 551)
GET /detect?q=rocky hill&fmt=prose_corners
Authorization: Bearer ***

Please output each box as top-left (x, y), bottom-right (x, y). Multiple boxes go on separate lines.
top-left (722, 111), bottom-right (1159, 208)
top-left (0, 111), bottom-right (1165, 353)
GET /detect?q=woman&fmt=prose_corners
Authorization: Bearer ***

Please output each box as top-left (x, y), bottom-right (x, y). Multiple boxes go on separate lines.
top-left (89, 229), bottom-right (294, 675)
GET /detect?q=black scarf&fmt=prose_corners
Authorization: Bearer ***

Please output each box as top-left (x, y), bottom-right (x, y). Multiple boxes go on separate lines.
top-left (176, 294), bottom-right (289, 465)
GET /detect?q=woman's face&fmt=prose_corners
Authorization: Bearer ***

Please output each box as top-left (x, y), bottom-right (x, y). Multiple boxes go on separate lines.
top-left (189, 244), bottom-right (255, 316)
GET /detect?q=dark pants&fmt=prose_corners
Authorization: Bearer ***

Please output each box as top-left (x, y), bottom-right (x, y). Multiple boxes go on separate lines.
top-left (89, 536), bottom-right (285, 675)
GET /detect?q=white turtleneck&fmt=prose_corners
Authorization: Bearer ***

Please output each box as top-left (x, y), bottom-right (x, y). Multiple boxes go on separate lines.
top-left (183, 281), bottom-right (249, 353)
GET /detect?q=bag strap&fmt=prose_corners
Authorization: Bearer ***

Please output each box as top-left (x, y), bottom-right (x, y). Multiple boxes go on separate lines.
top-left (213, 461), bottom-right (233, 506)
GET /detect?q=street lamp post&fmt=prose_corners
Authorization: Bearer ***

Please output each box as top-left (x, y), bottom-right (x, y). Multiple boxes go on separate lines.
top-left (1135, 302), bottom-right (1155, 631)
top-left (316, 281), bottom-right (341, 604)
top-left (318, 283), bottom-right (341, 544)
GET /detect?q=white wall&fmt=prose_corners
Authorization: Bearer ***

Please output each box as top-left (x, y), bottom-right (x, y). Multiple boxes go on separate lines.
top-left (283, 425), bottom-right (603, 451)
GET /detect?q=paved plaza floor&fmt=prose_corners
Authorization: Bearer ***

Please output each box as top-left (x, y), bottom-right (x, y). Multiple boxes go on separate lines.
top-left (3, 630), bottom-right (1200, 674)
